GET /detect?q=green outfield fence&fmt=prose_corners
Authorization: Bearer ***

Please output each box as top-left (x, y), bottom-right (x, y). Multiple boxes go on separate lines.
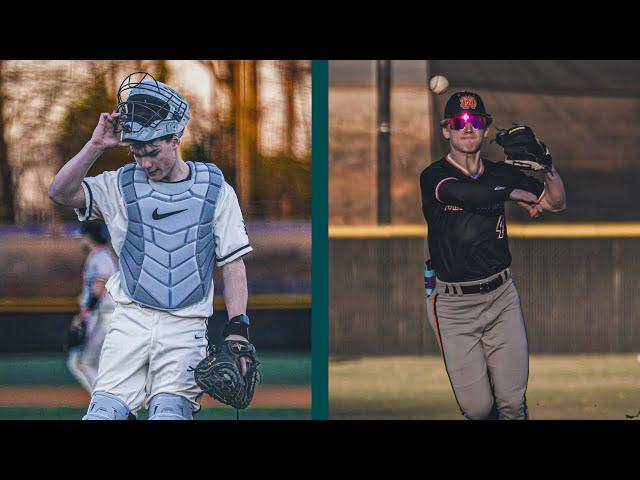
top-left (329, 224), bottom-right (640, 356)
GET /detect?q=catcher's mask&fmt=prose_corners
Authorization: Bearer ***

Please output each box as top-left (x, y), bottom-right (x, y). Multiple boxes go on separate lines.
top-left (115, 72), bottom-right (190, 143)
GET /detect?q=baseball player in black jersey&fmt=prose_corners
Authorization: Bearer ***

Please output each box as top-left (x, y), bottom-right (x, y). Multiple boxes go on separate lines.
top-left (421, 91), bottom-right (566, 420)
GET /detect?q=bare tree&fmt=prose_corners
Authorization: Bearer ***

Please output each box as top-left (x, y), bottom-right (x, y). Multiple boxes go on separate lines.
top-left (234, 60), bottom-right (259, 214)
top-left (0, 60), bottom-right (173, 226)
top-left (0, 61), bottom-right (15, 223)
top-left (0, 61), bottom-right (74, 224)
top-left (198, 60), bottom-right (237, 167)
top-left (278, 60), bottom-right (311, 158)
top-left (154, 60), bottom-right (170, 83)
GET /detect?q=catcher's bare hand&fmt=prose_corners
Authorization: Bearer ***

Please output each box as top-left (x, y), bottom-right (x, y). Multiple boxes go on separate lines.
top-left (225, 334), bottom-right (250, 376)
top-left (90, 112), bottom-right (128, 150)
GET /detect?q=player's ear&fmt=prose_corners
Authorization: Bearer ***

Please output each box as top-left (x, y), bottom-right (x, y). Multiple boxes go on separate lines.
top-left (442, 125), bottom-right (451, 140)
top-left (171, 135), bottom-right (180, 150)
top-left (483, 128), bottom-right (489, 139)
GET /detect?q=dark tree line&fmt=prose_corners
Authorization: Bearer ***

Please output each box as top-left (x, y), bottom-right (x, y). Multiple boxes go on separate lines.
top-left (0, 60), bottom-right (310, 224)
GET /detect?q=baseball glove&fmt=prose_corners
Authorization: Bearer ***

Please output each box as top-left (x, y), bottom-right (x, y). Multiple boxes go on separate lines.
top-left (494, 125), bottom-right (553, 172)
top-left (64, 314), bottom-right (86, 351)
top-left (191, 340), bottom-right (261, 410)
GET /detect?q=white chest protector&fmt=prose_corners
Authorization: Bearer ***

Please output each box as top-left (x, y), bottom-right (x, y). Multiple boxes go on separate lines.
top-left (118, 161), bottom-right (223, 310)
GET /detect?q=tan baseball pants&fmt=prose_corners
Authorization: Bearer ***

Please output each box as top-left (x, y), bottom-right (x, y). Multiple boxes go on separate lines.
top-left (426, 269), bottom-right (529, 420)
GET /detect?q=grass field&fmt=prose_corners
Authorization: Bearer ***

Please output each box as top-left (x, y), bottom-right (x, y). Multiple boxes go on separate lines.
top-left (0, 353), bottom-right (311, 420)
top-left (330, 354), bottom-right (640, 420)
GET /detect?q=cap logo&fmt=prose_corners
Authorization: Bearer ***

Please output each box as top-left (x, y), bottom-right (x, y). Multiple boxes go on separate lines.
top-left (459, 96), bottom-right (477, 110)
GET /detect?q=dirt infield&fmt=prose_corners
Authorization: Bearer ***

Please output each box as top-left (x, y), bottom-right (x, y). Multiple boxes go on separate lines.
top-left (0, 385), bottom-right (310, 408)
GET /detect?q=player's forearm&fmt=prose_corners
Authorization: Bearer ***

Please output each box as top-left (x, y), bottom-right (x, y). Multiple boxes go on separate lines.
top-left (439, 181), bottom-right (511, 207)
top-left (221, 258), bottom-right (248, 318)
top-left (48, 140), bottom-right (104, 208)
top-left (541, 167), bottom-right (566, 212)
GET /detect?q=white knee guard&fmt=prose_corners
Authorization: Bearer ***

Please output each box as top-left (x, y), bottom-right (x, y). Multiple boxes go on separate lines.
top-left (83, 392), bottom-right (131, 420)
top-left (147, 393), bottom-right (193, 420)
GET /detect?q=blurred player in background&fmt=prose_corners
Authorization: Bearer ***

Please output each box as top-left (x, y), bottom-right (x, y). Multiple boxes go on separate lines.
top-left (66, 221), bottom-right (117, 393)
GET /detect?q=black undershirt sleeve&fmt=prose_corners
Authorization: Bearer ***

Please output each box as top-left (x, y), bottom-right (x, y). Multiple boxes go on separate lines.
top-left (438, 180), bottom-right (513, 207)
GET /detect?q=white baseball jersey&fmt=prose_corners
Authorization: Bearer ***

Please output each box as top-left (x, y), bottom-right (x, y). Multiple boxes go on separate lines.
top-left (82, 247), bottom-right (118, 314)
top-left (75, 161), bottom-right (252, 319)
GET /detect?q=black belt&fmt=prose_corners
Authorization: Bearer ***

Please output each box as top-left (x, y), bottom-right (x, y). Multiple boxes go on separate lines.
top-left (444, 270), bottom-right (510, 295)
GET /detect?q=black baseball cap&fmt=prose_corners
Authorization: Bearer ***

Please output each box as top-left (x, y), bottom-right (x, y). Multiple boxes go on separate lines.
top-left (442, 91), bottom-right (492, 125)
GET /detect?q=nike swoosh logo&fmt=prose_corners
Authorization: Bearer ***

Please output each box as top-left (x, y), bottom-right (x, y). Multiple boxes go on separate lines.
top-left (152, 208), bottom-right (188, 220)
top-left (494, 186), bottom-right (506, 191)
top-left (195, 334), bottom-right (204, 339)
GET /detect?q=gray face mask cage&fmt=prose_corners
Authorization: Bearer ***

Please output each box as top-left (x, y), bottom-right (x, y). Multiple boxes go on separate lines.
top-left (115, 72), bottom-right (188, 135)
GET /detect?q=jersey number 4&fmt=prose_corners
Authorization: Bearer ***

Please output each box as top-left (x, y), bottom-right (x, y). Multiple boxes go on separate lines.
top-left (496, 215), bottom-right (505, 239)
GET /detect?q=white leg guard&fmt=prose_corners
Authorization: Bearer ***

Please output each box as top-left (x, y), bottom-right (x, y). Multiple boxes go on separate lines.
top-left (147, 393), bottom-right (193, 420)
top-left (83, 392), bottom-right (131, 420)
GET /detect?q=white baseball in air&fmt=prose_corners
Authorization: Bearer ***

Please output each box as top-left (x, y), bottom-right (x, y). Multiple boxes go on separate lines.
top-left (429, 75), bottom-right (449, 95)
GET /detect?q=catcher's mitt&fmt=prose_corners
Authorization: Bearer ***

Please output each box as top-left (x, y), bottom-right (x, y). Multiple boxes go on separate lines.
top-left (191, 340), bottom-right (261, 410)
top-left (494, 125), bottom-right (553, 172)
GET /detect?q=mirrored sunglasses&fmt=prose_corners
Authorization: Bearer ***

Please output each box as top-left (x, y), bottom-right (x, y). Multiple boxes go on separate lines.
top-left (446, 113), bottom-right (487, 130)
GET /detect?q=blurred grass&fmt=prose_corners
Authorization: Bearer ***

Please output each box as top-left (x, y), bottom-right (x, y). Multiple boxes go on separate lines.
top-left (0, 353), bottom-right (310, 420)
top-left (0, 407), bottom-right (310, 420)
top-left (330, 354), bottom-right (640, 420)
top-left (0, 353), bottom-right (310, 386)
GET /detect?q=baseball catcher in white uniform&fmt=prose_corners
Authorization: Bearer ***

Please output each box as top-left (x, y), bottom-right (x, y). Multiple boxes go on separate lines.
top-left (49, 72), bottom-right (257, 420)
